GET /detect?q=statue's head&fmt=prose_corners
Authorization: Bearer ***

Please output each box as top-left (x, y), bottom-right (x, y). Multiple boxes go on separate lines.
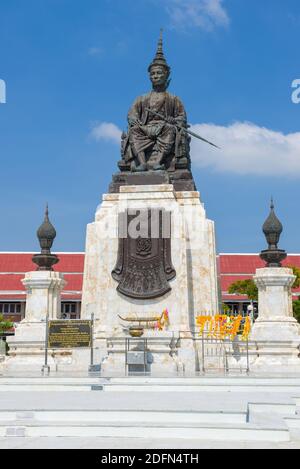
top-left (148, 31), bottom-right (171, 90)
top-left (149, 65), bottom-right (170, 90)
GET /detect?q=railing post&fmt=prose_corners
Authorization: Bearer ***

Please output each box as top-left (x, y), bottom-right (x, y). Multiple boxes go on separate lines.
top-left (88, 313), bottom-right (94, 372)
top-left (201, 333), bottom-right (205, 374)
top-left (246, 337), bottom-right (250, 374)
top-left (41, 313), bottom-right (50, 376)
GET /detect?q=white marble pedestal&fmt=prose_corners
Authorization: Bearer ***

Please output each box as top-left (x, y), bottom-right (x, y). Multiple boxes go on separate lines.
top-left (81, 184), bottom-right (219, 376)
top-left (2, 271), bottom-right (66, 373)
top-left (250, 267), bottom-right (300, 371)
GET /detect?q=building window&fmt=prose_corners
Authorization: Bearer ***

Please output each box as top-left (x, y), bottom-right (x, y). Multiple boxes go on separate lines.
top-left (61, 302), bottom-right (80, 320)
top-left (0, 303), bottom-right (22, 315)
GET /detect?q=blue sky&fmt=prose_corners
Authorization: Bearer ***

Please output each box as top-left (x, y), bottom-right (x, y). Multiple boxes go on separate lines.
top-left (0, 0), bottom-right (300, 253)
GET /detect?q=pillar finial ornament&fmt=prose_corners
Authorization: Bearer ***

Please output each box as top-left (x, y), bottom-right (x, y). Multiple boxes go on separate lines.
top-left (32, 205), bottom-right (59, 271)
top-left (260, 198), bottom-right (287, 267)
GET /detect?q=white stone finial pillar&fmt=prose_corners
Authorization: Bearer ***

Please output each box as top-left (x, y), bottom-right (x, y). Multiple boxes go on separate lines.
top-left (2, 271), bottom-right (66, 373)
top-left (250, 267), bottom-right (300, 370)
top-left (252, 267), bottom-right (299, 340)
top-left (22, 271), bottom-right (66, 322)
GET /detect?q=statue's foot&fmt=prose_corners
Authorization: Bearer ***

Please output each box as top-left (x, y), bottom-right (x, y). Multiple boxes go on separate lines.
top-left (153, 163), bottom-right (165, 171)
top-left (135, 163), bottom-right (147, 172)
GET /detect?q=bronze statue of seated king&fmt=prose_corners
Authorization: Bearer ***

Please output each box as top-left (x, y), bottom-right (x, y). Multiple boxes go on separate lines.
top-left (118, 32), bottom-right (191, 174)
top-left (109, 32), bottom-right (199, 193)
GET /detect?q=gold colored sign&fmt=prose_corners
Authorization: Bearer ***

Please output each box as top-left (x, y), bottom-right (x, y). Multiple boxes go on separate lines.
top-left (48, 320), bottom-right (92, 349)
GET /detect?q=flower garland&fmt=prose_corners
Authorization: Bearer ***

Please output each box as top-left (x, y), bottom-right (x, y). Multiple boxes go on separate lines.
top-left (241, 316), bottom-right (251, 341)
top-left (155, 308), bottom-right (170, 331)
top-left (195, 314), bottom-right (251, 341)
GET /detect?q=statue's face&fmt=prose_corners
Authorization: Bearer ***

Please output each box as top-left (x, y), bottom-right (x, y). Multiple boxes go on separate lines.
top-left (149, 66), bottom-right (168, 88)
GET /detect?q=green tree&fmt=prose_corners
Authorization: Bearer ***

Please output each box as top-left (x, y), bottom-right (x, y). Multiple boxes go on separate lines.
top-left (288, 265), bottom-right (300, 289)
top-left (227, 265), bottom-right (300, 323)
top-left (228, 279), bottom-right (258, 301)
top-left (0, 314), bottom-right (13, 334)
top-left (0, 314), bottom-right (13, 355)
top-left (222, 303), bottom-right (231, 313)
top-left (293, 299), bottom-right (300, 324)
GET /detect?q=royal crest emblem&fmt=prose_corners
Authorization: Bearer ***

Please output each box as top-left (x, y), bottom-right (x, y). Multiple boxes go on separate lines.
top-left (112, 209), bottom-right (176, 299)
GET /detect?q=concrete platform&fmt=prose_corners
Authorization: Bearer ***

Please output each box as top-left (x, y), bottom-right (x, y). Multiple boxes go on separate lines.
top-left (0, 375), bottom-right (300, 448)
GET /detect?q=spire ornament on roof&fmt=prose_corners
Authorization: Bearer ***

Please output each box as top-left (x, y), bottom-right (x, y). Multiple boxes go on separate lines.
top-left (260, 198), bottom-right (287, 267)
top-left (32, 205), bottom-right (59, 271)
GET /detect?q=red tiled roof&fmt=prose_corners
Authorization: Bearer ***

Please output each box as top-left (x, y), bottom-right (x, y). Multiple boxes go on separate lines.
top-left (63, 274), bottom-right (83, 291)
top-left (219, 254), bottom-right (300, 274)
top-left (0, 274), bottom-right (24, 291)
top-left (0, 253), bottom-right (84, 273)
top-left (222, 295), bottom-right (249, 301)
top-left (220, 275), bottom-right (255, 291)
top-left (0, 295), bottom-right (26, 300)
top-left (219, 254), bottom-right (300, 300)
top-left (0, 252), bottom-right (299, 303)
top-left (0, 253), bottom-right (84, 300)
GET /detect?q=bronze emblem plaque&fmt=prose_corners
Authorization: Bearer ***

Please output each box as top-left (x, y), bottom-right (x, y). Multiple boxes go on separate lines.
top-left (112, 208), bottom-right (176, 299)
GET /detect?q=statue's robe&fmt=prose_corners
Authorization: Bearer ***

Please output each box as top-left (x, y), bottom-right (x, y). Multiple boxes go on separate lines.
top-left (127, 91), bottom-right (187, 161)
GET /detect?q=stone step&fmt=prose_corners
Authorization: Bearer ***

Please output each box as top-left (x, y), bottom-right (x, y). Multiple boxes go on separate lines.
top-left (2, 376), bottom-right (300, 394)
top-left (107, 377), bottom-right (300, 385)
top-left (0, 409), bottom-right (247, 425)
top-left (293, 398), bottom-right (300, 406)
top-left (0, 377), bottom-right (100, 384)
top-left (0, 377), bottom-right (101, 392)
top-left (248, 403), bottom-right (297, 416)
top-left (284, 416), bottom-right (300, 429)
top-left (0, 384), bottom-right (94, 392)
top-left (2, 378), bottom-right (300, 393)
top-left (100, 383), bottom-right (300, 393)
top-left (0, 421), bottom-right (289, 442)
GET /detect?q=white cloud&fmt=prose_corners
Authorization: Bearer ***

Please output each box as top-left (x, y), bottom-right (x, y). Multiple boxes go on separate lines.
top-left (190, 121), bottom-right (300, 177)
top-left (90, 122), bottom-right (122, 145)
top-left (90, 120), bottom-right (300, 178)
top-left (165, 0), bottom-right (230, 31)
top-left (88, 46), bottom-right (104, 57)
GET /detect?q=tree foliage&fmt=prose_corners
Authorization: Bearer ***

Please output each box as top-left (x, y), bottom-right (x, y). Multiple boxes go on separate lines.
top-left (293, 300), bottom-right (300, 324)
top-left (0, 314), bottom-right (13, 334)
top-left (228, 279), bottom-right (258, 301)
top-left (288, 265), bottom-right (300, 289)
top-left (227, 265), bottom-right (300, 323)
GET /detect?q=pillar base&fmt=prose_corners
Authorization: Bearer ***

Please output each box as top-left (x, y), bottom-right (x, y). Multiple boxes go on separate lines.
top-left (250, 267), bottom-right (300, 372)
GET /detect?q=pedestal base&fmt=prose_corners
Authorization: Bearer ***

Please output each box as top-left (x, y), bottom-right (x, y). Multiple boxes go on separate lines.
top-left (249, 341), bottom-right (300, 372)
top-left (82, 184), bottom-right (219, 342)
top-left (98, 333), bottom-right (196, 377)
top-left (2, 321), bottom-right (91, 374)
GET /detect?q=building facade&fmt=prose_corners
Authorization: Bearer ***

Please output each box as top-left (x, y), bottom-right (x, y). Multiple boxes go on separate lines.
top-left (0, 252), bottom-right (299, 323)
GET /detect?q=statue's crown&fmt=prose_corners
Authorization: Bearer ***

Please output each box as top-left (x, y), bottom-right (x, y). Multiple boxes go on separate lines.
top-left (148, 30), bottom-right (170, 74)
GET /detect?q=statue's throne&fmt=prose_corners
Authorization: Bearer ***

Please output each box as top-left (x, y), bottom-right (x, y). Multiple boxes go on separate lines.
top-left (117, 128), bottom-right (191, 173)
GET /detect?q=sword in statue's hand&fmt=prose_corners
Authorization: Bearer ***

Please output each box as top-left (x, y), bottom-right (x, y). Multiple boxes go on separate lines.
top-left (145, 108), bottom-right (220, 149)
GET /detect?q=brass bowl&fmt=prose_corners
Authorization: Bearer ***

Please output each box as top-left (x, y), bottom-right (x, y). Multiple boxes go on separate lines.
top-left (129, 326), bottom-right (144, 338)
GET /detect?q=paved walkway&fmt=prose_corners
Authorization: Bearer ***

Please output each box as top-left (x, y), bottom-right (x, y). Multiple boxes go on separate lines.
top-left (0, 436), bottom-right (300, 449)
top-left (0, 390), bottom-right (297, 412)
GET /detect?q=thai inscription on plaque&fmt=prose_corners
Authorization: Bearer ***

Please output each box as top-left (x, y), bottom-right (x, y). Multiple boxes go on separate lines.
top-left (48, 320), bottom-right (92, 348)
